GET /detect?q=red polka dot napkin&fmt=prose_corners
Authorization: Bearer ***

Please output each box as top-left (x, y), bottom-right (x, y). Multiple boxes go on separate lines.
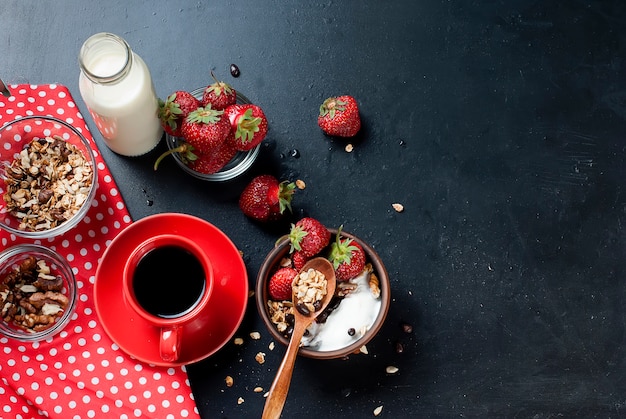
top-left (0, 85), bottom-right (200, 418)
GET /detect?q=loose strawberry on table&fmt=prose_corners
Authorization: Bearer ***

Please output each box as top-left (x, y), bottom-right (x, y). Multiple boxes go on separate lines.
top-left (239, 175), bottom-right (296, 222)
top-left (318, 95), bottom-right (361, 137)
top-left (158, 91), bottom-right (201, 137)
top-left (202, 72), bottom-right (237, 110)
top-left (225, 104), bottom-right (268, 151)
top-left (288, 217), bottom-right (331, 258)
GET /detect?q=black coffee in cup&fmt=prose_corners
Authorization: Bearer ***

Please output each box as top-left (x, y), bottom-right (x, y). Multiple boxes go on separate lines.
top-left (132, 245), bottom-right (205, 318)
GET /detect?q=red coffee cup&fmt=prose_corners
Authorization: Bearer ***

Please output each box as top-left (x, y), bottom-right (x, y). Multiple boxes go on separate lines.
top-left (123, 234), bottom-right (213, 362)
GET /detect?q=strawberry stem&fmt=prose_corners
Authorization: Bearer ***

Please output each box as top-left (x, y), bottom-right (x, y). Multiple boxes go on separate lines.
top-left (328, 225), bottom-right (358, 269)
top-left (153, 142), bottom-right (198, 171)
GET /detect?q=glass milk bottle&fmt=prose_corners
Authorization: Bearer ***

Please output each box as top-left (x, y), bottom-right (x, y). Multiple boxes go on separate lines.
top-left (78, 33), bottom-right (163, 156)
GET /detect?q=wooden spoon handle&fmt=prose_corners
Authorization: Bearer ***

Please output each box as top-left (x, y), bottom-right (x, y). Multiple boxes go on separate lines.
top-left (261, 322), bottom-right (308, 419)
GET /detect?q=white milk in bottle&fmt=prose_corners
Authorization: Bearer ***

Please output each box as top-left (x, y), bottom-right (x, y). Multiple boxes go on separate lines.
top-left (78, 33), bottom-right (162, 156)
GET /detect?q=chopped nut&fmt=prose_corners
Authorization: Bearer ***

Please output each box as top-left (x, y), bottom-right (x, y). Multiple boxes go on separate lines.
top-left (295, 179), bottom-right (306, 190)
top-left (237, 397), bottom-right (244, 405)
top-left (345, 144), bottom-right (354, 153)
top-left (385, 366), bottom-right (399, 374)
top-left (373, 405), bottom-right (383, 416)
top-left (249, 331), bottom-right (261, 340)
top-left (369, 273), bottom-right (381, 298)
top-left (233, 337), bottom-right (244, 346)
top-left (337, 281), bottom-right (358, 297)
top-left (392, 203), bottom-right (404, 212)
top-left (225, 376), bottom-right (234, 387)
top-left (253, 387), bottom-right (264, 393)
top-left (255, 352), bottom-right (266, 364)
top-left (0, 256), bottom-right (68, 332)
top-left (41, 303), bottom-right (63, 316)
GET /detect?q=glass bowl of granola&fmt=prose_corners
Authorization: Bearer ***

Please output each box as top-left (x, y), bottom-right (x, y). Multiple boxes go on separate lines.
top-left (255, 228), bottom-right (391, 359)
top-left (0, 244), bottom-right (77, 341)
top-left (0, 116), bottom-right (98, 238)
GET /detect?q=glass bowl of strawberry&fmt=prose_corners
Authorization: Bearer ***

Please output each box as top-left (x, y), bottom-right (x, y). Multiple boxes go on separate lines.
top-left (162, 87), bottom-right (262, 182)
top-left (255, 219), bottom-right (391, 360)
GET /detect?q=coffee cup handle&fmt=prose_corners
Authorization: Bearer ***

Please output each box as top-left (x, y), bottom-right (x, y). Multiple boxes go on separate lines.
top-left (160, 326), bottom-right (181, 362)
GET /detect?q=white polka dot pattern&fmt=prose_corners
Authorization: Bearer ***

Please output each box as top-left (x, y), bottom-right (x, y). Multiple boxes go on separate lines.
top-left (0, 85), bottom-right (199, 418)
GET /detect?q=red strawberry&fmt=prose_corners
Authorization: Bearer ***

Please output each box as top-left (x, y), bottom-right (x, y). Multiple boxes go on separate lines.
top-left (328, 227), bottom-right (366, 281)
top-left (188, 137), bottom-right (237, 174)
top-left (158, 91), bottom-right (201, 137)
top-left (202, 72), bottom-right (237, 110)
top-left (291, 250), bottom-right (309, 271)
top-left (225, 104), bottom-right (268, 151)
top-left (181, 106), bottom-right (231, 154)
top-left (269, 267), bottom-right (298, 301)
top-left (239, 175), bottom-right (296, 222)
top-left (317, 95), bottom-right (361, 137)
top-left (288, 217), bottom-right (331, 257)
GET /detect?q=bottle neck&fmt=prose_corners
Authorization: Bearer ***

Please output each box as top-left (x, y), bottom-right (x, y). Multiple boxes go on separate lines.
top-left (79, 32), bottom-right (133, 84)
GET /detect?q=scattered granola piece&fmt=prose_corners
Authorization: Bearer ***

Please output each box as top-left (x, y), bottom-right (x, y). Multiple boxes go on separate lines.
top-left (255, 352), bottom-right (266, 364)
top-left (268, 341), bottom-right (275, 351)
top-left (373, 405), bottom-right (383, 416)
top-left (296, 179), bottom-right (306, 190)
top-left (237, 397), bottom-right (244, 405)
top-left (249, 331), bottom-right (261, 340)
top-left (233, 337), bottom-right (244, 346)
top-left (345, 143), bottom-right (354, 153)
top-left (225, 376), bottom-right (234, 387)
top-left (253, 386), bottom-right (264, 393)
top-left (386, 366), bottom-right (399, 374)
top-left (392, 203), bottom-right (404, 213)
top-left (359, 345), bottom-right (369, 355)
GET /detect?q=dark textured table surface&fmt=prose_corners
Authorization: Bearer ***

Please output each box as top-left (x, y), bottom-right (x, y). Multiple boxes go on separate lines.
top-left (3, 1), bottom-right (626, 417)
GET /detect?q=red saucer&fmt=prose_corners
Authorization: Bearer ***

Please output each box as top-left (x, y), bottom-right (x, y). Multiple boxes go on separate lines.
top-left (94, 213), bottom-right (248, 366)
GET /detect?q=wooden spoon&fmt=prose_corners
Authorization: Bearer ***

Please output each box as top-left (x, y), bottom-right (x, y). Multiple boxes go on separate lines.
top-left (262, 257), bottom-right (337, 419)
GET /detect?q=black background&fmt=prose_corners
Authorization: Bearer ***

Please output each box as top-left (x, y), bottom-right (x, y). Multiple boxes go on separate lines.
top-left (2, 1), bottom-right (626, 417)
